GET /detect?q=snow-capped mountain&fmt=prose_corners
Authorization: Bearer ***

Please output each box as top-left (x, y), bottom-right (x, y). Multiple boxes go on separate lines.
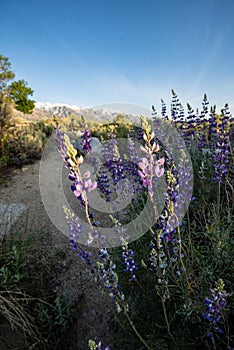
top-left (35, 102), bottom-right (83, 118)
top-left (34, 101), bottom-right (141, 123)
top-left (34, 102), bottom-right (117, 122)
top-left (35, 102), bottom-right (82, 111)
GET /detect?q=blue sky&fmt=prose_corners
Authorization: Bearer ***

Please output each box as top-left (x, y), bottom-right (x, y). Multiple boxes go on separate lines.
top-left (1, 0), bottom-right (234, 114)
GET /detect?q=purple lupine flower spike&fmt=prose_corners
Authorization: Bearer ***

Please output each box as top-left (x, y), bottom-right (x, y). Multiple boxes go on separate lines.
top-left (64, 207), bottom-right (93, 265)
top-left (82, 129), bottom-right (92, 152)
top-left (213, 105), bottom-right (231, 183)
top-left (121, 238), bottom-right (137, 282)
top-left (202, 279), bottom-right (230, 346)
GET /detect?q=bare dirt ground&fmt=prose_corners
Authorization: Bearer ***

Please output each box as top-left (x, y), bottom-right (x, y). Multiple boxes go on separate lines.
top-left (0, 161), bottom-right (114, 350)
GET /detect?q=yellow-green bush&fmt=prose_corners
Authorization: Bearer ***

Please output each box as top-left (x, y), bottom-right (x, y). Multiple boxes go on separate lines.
top-left (0, 118), bottom-right (54, 166)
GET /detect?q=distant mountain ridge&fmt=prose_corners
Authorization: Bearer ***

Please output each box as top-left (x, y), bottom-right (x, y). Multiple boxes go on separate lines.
top-left (35, 102), bottom-right (82, 111)
top-left (33, 102), bottom-right (142, 123)
top-left (35, 102), bottom-right (83, 119)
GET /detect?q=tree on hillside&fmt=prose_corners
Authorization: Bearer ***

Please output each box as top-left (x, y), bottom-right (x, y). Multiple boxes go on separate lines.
top-left (0, 54), bottom-right (15, 92)
top-left (0, 54), bottom-right (35, 118)
top-left (0, 54), bottom-right (35, 156)
top-left (0, 55), bottom-right (15, 128)
top-left (8, 79), bottom-right (35, 114)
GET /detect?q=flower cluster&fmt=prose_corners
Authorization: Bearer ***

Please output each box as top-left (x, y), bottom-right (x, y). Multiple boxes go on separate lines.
top-left (202, 279), bottom-right (230, 345)
top-left (54, 97), bottom-right (234, 349)
top-left (56, 129), bottom-right (87, 198)
top-left (56, 131), bottom-right (85, 181)
top-left (161, 149), bottom-right (179, 228)
top-left (128, 133), bottom-right (139, 164)
top-left (97, 135), bottom-right (141, 203)
top-left (82, 129), bottom-right (92, 152)
top-left (139, 115), bottom-right (165, 195)
top-left (213, 105), bottom-right (231, 183)
top-left (97, 247), bottom-right (127, 313)
top-left (121, 238), bottom-right (137, 282)
top-left (55, 128), bottom-right (67, 161)
top-left (195, 94), bottom-right (210, 149)
top-left (97, 137), bottom-right (125, 199)
top-left (107, 141), bottom-right (125, 185)
top-left (88, 340), bottom-right (110, 350)
top-left (207, 105), bottom-right (221, 155)
top-left (137, 116), bottom-right (182, 289)
top-left (96, 165), bottom-right (112, 202)
top-left (56, 130), bottom-right (97, 216)
top-left (161, 99), bottom-right (168, 120)
top-left (106, 158), bottom-right (125, 186)
top-left (182, 103), bottom-right (197, 148)
top-left (169, 93), bottom-right (233, 187)
top-left (148, 241), bottom-right (168, 271)
top-left (64, 207), bottom-right (93, 265)
top-left (138, 156), bottom-right (164, 193)
top-left (171, 89), bottom-right (180, 122)
top-left (213, 134), bottom-right (231, 183)
top-left (71, 170), bottom-right (97, 198)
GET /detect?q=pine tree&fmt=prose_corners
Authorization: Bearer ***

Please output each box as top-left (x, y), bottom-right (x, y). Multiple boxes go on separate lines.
top-left (8, 79), bottom-right (35, 114)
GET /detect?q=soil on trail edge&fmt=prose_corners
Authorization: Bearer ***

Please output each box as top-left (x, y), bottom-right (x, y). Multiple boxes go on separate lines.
top-left (0, 161), bottom-right (114, 350)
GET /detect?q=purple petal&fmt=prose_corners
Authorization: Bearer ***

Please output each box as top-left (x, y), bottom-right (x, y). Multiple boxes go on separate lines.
top-left (138, 157), bottom-right (148, 169)
top-left (74, 189), bottom-right (82, 197)
top-left (157, 157), bottom-right (165, 166)
top-left (84, 171), bottom-right (91, 178)
top-left (154, 166), bottom-right (165, 177)
top-left (138, 170), bottom-right (145, 179)
top-left (88, 181), bottom-right (97, 192)
top-left (84, 179), bottom-right (92, 188)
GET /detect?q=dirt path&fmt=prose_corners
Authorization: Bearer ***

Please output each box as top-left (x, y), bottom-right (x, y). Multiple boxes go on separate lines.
top-left (0, 161), bottom-right (114, 350)
top-left (0, 162), bottom-right (56, 232)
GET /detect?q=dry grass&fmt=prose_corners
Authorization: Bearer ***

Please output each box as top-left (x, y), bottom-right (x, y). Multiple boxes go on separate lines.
top-left (0, 289), bottom-right (40, 349)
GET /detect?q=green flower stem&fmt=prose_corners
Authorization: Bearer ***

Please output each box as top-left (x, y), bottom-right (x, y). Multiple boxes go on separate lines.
top-left (175, 215), bottom-right (194, 294)
top-left (124, 310), bottom-right (153, 350)
top-left (161, 299), bottom-right (175, 343)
